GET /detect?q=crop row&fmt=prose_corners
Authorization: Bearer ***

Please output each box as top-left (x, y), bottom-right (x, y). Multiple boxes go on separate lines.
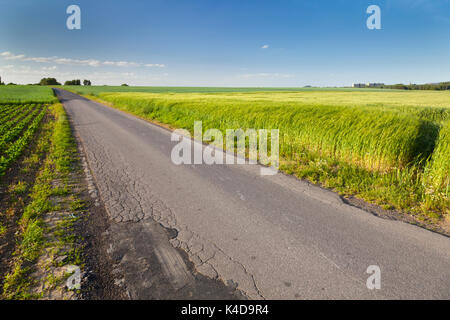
top-left (0, 108), bottom-right (46, 176)
top-left (0, 106), bottom-right (43, 155)
top-left (0, 104), bottom-right (21, 119)
top-left (0, 105), bottom-right (32, 136)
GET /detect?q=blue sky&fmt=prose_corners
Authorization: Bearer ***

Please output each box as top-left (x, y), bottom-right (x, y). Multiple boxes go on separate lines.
top-left (0, 0), bottom-right (449, 86)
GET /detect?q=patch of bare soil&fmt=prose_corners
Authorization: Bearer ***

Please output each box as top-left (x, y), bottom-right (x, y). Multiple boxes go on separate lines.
top-left (342, 195), bottom-right (449, 237)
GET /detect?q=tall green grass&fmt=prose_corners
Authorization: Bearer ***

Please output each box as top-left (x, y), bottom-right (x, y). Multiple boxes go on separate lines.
top-left (425, 121), bottom-right (450, 213)
top-left (94, 91), bottom-right (449, 217)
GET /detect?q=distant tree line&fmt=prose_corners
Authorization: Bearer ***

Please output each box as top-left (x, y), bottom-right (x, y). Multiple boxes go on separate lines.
top-left (63, 79), bottom-right (91, 86)
top-left (0, 77), bottom-right (94, 86)
top-left (64, 79), bottom-right (81, 85)
top-left (30, 78), bottom-right (93, 86)
top-left (39, 78), bottom-right (61, 85)
top-left (381, 82), bottom-right (450, 91)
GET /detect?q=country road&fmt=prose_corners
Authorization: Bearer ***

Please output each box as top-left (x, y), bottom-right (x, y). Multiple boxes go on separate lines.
top-left (54, 88), bottom-right (450, 300)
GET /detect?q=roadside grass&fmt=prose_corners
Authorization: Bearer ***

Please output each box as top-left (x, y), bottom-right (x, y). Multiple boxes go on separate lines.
top-left (0, 86), bottom-right (57, 104)
top-left (2, 103), bottom-right (83, 299)
top-left (84, 91), bottom-right (449, 220)
top-left (9, 181), bottom-right (28, 195)
top-left (424, 121), bottom-right (450, 214)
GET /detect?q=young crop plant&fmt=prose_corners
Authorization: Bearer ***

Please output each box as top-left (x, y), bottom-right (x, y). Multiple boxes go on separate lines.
top-left (0, 105), bottom-right (45, 176)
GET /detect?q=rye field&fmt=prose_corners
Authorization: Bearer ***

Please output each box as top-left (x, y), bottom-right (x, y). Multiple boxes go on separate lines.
top-left (63, 85), bottom-right (398, 95)
top-left (77, 88), bottom-right (449, 219)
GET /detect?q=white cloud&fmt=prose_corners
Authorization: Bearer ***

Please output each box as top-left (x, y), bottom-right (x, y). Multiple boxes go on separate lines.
top-left (0, 51), bottom-right (165, 68)
top-left (42, 66), bottom-right (57, 71)
top-left (1, 52), bottom-right (26, 60)
top-left (261, 44), bottom-right (269, 49)
top-left (104, 61), bottom-right (139, 67)
top-left (0, 64), bottom-right (169, 86)
top-left (1, 64), bottom-right (58, 74)
top-left (238, 72), bottom-right (294, 79)
top-left (144, 63), bottom-right (165, 68)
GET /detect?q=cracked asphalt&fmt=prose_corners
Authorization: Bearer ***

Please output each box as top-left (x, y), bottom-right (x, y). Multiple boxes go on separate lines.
top-left (55, 89), bottom-right (450, 299)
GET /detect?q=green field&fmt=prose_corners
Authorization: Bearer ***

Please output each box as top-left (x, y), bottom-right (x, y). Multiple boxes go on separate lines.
top-left (77, 89), bottom-right (449, 218)
top-left (63, 85), bottom-right (399, 95)
top-left (0, 86), bottom-right (57, 104)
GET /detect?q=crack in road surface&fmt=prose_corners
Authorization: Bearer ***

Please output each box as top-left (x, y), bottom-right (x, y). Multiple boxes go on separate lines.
top-left (55, 89), bottom-right (450, 300)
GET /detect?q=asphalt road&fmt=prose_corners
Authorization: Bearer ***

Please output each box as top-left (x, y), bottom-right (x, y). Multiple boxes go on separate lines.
top-left (55, 88), bottom-right (450, 299)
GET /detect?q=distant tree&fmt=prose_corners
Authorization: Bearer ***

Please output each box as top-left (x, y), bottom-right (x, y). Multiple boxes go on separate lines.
top-left (64, 79), bottom-right (81, 85)
top-left (39, 77), bottom-right (61, 86)
top-left (382, 81), bottom-right (450, 91)
top-left (83, 79), bottom-right (92, 86)
top-left (121, 83), bottom-right (129, 86)
top-left (7, 83), bottom-right (16, 85)
top-left (0, 75), bottom-right (4, 85)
